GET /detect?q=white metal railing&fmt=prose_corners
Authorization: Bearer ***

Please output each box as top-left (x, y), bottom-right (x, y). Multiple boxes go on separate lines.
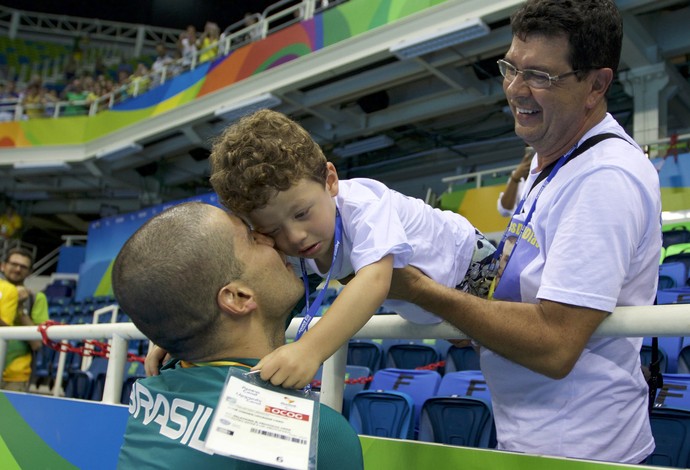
top-left (441, 134), bottom-right (690, 193)
top-left (442, 163), bottom-right (518, 192)
top-left (1, 303), bottom-right (689, 411)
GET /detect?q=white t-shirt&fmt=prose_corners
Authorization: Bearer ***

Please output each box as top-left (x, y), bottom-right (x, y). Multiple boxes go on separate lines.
top-left (302, 178), bottom-right (476, 324)
top-left (487, 114), bottom-right (660, 463)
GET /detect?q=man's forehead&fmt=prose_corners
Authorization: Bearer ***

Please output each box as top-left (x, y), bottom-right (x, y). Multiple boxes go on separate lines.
top-left (7, 254), bottom-right (30, 263)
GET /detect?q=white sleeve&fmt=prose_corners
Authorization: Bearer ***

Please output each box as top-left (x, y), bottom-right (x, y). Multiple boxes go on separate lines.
top-left (339, 190), bottom-right (413, 273)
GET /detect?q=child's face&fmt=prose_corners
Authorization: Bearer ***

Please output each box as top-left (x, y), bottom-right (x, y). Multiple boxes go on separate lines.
top-left (248, 163), bottom-right (339, 268)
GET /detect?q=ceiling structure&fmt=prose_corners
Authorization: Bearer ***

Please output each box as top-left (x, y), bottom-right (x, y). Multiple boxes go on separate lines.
top-left (2, 0), bottom-right (690, 254)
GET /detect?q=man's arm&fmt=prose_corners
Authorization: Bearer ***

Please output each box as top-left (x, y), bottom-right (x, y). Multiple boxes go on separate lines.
top-left (499, 147), bottom-right (534, 213)
top-left (389, 267), bottom-right (607, 379)
top-left (20, 290), bottom-right (49, 351)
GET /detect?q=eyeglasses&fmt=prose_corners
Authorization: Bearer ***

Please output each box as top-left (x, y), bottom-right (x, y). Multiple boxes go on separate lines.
top-left (6, 261), bottom-right (30, 271)
top-left (497, 59), bottom-right (581, 89)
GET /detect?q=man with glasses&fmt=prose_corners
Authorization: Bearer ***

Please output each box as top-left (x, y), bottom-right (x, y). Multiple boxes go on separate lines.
top-left (388, 0), bottom-right (659, 463)
top-left (1, 248), bottom-right (49, 392)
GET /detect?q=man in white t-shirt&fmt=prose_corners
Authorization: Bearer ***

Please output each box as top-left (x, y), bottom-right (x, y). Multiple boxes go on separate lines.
top-left (388, 0), bottom-right (659, 464)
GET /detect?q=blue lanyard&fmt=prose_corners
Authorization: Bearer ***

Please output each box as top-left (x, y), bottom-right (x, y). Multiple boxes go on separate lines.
top-left (296, 209), bottom-right (343, 341)
top-left (493, 145), bottom-right (577, 263)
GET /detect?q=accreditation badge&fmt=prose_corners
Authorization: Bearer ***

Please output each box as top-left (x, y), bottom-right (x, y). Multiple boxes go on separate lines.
top-left (491, 214), bottom-right (540, 302)
top-left (205, 368), bottom-right (320, 469)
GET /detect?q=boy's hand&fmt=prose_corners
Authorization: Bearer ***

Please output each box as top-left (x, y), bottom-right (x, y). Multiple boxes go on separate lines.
top-left (145, 345), bottom-right (170, 377)
top-left (253, 341), bottom-right (321, 389)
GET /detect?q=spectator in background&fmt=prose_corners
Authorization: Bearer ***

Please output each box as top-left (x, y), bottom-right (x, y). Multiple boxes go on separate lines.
top-left (127, 63), bottom-right (151, 97)
top-left (151, 43), bottom-right (173, 86)
top-left (61, 77), bottom-right (89, 116)
top-left (197, 22), bottom-right (220, 63)
top-left (0, 248), bottom-right (49, 392)
top-left (20, 82), bottom-right (46, 119)
top-left (0, 81), bottom-right (19, 121)
top-left (86, 81), bottom-right (105, 112)
top-left (231, 13), bottom-right (262, 48)
top-left (167, 49), bottom-right (184, 78)
top-left (0, 204), bottom-right (22, 240)
top-left (0, 275), bottom-right (19, 389)
top-left (178, 25), bottom-right (197, 66)
top-left (496, 146), bottom-right (535, 217)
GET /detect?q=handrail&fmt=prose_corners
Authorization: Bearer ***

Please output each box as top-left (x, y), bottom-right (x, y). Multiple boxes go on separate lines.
top-left (1, 304), bottom-right (689, 409)
top-left (442, 163), bottom-right (518, 191)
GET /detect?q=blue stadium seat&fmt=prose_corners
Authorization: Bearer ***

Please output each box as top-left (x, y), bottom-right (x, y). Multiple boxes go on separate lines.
top-left (368, 368), bottom-right (441, 435)
top-left (347, 340), bottom-right (383, 372)
top-left (444, 345), bottom-right (481, 372)
top-left (643, 337), bottom-right (683, 373)
top-left (313, 365), bottom-right (371, 419)
top-left (64, 370), bottom-right (95, 399)
top-left (663, 228), bottom-right (690, 249)
top-left (418, 396), bottom-right (495, 448)
top-left (640, 344), bottom-right (669, 374)
top-left (385, 343), bottom-right (440, 370)
top-left (647, 408), bottom-right (690, 468)
top-left (656, 288), bottom-right (690, 305)
top-left (662, 247), bottom-right (690, 285)
top-left (679, 345), bottom-right (690, 374)
top-left (121, 375), bottom-right (144, 404)
top-left (659, 262), bottom-right (688, 289)
top-left (349, 390), bottom-right (415, 439)
top-left (654, 374), bottom-right (690, 410)
top-left (436, 370), bottom-right (492, 403)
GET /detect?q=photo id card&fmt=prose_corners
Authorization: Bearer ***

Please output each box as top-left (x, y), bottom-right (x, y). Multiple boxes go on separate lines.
top-left (205, 369), bottom-right (319, 469)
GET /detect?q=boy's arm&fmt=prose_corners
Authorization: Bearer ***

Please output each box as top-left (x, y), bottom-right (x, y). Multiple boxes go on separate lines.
top-left (254, 255), bottom-right (393, 388)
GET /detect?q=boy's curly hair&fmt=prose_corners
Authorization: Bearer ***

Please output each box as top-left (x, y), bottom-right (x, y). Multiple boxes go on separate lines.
top-left (209, 109), bottom-right (328, 215)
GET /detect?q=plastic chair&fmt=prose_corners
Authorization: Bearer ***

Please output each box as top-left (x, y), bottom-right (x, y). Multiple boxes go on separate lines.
top-left (121, 375), bottom-right (144, 404)
top-left (647, 407), bottom-right (690, 468)
top-left (64, 370), bottom-right (95, 399)
top-left (437, 370), bottom-right (492, 403)
top-left (662, 248), bottom-right (690, 285)
top-left (679, 345), bottom-right (690, 374)
top-left (640, 344), bottom-right (668, 374)
top-left (418, 396), bottom-right (495, 448)
top-left (369, 368), bottom-right (441, 434)
top-left (30, 346), bottom-right (56, 389)
top-left (659, 261), bottom-right (687, 289)
top-left (347, 340), bottom-right (383, 372)
top-left (654, 374), bottom-right (690, 410)
top-left (657, 288), bottom-right (690, 306)
top-left (663, 228), bottom-right (690, 248)
top-left (445, 345), bottom-right (481, 372)
top-left (643, 337), bottom-right (683, 373)
top-left (385, 343), bottom-right (439, 370)
top-left (349, 390), bottom-right (415, 439)
top-left (313, 365), bottom-right (371, 419)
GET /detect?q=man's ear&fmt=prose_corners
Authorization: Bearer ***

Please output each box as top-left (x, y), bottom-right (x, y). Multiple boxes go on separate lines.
top-left (325, 162), bottom-right (339, 197)
top-left (217, 282), bottom-right (258, 316)
top-left (586, 68), bottom-right (613, 109)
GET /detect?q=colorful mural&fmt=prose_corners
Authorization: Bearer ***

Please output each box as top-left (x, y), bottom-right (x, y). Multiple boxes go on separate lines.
top-left (75, 192), bottom-right (221, 300)
top-left (0, 392), bottom-right (127, 469)
top-left (0, 0), bottom-right (448, 149)
top-left (0, 391), bottom-right (651, 469)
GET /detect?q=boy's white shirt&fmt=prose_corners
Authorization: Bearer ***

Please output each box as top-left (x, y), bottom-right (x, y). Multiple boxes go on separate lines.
top-left (295, 178), bottom-right (476, 324)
